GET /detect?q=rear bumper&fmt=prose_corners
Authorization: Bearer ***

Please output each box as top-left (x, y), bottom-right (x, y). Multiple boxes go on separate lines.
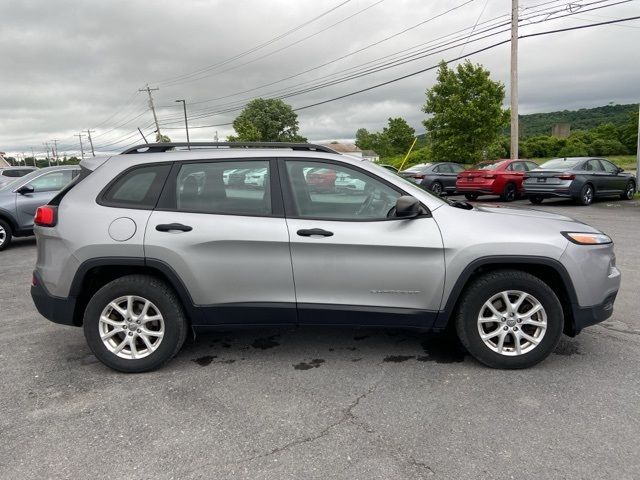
top-left (455, 185), bottom-right (497, 194)
top-left (31, 271), bottom-right (79, 326)
top-left (568, 291), bottom-right (617, 335)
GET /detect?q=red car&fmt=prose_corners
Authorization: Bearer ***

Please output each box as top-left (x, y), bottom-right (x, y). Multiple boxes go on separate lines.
top-left (455, 159), bottom-right (538, 202)
top-left (305, 167), bottom-right (337, 192)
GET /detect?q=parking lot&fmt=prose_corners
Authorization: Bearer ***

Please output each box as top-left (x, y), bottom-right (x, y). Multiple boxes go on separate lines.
top-left (1, 196), bottom-right (639, 480)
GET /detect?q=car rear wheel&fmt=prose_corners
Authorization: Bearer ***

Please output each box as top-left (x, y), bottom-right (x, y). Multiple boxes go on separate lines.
top-left (621, 181), bottom-right (635, 200)
top-left (0, 219), bottom-right (12, 251)
top-left (430, 181), bottom-right (443, 196)
top-left (83, 274), bottom-right (188, 373)
top-left (464, 193), bottom-right (479, 201)
top-left (454, 270), bottom-right (563, 369)
top-left (501, 183), bottom-right (517, 202)
top-left (577, 183), bottom-right (594, 206)
top-left (528, 195), bottom-right (544, 204)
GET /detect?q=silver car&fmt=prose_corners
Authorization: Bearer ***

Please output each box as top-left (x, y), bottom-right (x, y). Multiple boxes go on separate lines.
top-left (0, 165), bottom-right (80, 250)
top-left (30, 142), bottom-right (620, 372)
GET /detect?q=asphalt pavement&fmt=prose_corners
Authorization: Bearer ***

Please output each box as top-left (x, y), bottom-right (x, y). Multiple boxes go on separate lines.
top-left (1, 196), bottom-right (639, 480)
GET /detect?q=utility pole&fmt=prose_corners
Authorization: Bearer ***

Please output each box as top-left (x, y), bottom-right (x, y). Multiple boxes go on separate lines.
top-left (636, 104), bottom-right (639, 187)
top-left (74, 132), bottom-right (85, 160)
top-left (510, 0), bottom-right (519, 160)
top-left (139, 84), bottom-right (161, 140)
top-left (137, 128), bottom-right (149, 144)
top-left (51, 139), bottom-right (60, 165)
top-left (175, 99), bottom-right (190, 149)
top-left (43, 142), bottom-right (51, 167)
top-left (86, 129), bottom-right (96, 157)
top-left (30, 147), bottom-right (36, 167)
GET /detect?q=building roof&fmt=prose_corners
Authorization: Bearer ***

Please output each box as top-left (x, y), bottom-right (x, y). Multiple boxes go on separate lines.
top-left (322, 143), bottom-right (361, 153)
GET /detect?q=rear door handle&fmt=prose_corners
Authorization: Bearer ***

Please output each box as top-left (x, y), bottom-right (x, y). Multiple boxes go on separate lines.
top-left (156, 223), bottom-right (192, 232)
top-left (297, 228), bottom-right (333, 237)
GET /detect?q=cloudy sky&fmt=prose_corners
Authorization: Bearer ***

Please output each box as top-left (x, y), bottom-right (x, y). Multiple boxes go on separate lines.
top-left (1, 0), bottom-right (638, 157)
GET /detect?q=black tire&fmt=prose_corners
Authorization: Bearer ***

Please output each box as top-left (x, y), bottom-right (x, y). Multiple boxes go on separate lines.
top-left (621, 181), bottom-right (635, 200)
top-left (501, 183), bottom-right (517, 202)
top-left (576, 183), bottom-right (594, 206)
top-left (83, 275), bottom-right (188, 373)
top-left (528, 195), bottom-right (544, 205)
top-left (0, 219), bottom-right (12, 251)
top-left (454, 270), bottom-right (563, 369)
top-left (464, 193), bottom-right (479, 201)
top-left (430, 181), bottom-right (443, 196)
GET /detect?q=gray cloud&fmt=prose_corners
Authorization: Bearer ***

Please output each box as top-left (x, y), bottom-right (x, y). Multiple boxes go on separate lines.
top-left (1, 0), bottom-right (638, 155)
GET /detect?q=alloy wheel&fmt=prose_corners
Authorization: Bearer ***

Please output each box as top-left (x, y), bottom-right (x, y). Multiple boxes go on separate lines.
top-left (0, 226), bottom-right (5, 246)
top-left (98, 295), bottom-right (165, 360)
top-left (431, 182), bottom-right (443, 195)
top-left (583, 185), bottom-right (593, 205)
top-left (626, 182), bottom-right (635, 200)
top-left (477, 290), bottom-right (547, 356)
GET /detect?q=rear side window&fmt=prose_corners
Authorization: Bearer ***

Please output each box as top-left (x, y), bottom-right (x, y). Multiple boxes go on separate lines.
top-left (172, 160), bottom-right (271, 216)
top-left (101, 164), bottom-right (171, 209)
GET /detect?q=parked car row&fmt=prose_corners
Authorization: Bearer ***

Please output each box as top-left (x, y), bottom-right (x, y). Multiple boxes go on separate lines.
top-left (398, 158), bottom-right (636, 205)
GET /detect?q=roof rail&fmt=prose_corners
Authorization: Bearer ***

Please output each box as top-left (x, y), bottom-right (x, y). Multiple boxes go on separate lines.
top-left (121, 142), bottom-right (340, 155)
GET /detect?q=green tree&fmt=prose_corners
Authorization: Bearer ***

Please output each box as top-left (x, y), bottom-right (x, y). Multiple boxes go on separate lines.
top-left (156, 133), bottom-right (171, 143)
top-left (619, 108), bottom-right (638, 152)
top-left (229, 98), bottom-right (306, 142)
top-left (382, 117), bottom-right (415, 155)
top-left (423, 61), bottom-right (509, 163)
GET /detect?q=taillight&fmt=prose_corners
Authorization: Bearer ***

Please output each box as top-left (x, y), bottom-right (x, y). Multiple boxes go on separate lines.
top-left (34, 206), bottom-right (57, 227)
top-left (482, 174), bottom-right (496, 179)
top-left (555, 173), bottom-right (576, 180)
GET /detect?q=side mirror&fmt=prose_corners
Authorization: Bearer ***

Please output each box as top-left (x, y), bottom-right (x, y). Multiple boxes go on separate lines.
top-left (395, 195), bottom-right (421, 218)
top-left (16, 185), bottom-right (34, 195)
top-left (618, 167), bottom-right (624, 174)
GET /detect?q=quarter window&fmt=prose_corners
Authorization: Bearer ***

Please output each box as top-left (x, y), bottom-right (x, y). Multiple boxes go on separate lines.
top-left (102, 164), bottom-right (170, 209)
top-left (175, 161), bottom-right (271, 215)
top-left (285, 160), bottom-right (401, 220)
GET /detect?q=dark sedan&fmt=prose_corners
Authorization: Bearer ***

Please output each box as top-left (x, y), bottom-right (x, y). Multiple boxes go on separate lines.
top-left (523, 157), bottom-right (636, 205)
top-left (399, 162), bottom-right (465, 195)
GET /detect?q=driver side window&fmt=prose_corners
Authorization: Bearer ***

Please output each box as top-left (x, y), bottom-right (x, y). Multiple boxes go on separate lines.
top-left (285, 160), bottom-right (401, 220)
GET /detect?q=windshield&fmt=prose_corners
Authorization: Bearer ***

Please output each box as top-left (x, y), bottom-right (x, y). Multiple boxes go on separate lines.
top-left (538, 158), bottom-right (582, 170)
top-left (471, 160), bottom-right (503, 170)
top-left (0, 168), bottom-right (48, 191)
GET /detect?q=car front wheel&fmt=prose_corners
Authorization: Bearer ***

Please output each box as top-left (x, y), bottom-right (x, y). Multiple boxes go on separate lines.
top-left (621, 181), bottom-right (635, 200)
top-left (455, 270), bottom-right (563, 369)
top-left (501, 183), bottom-right (517, 202)
top-left (83, 275), bottom-right (188, 373)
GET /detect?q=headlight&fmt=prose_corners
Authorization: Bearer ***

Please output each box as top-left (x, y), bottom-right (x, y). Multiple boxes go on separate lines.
top-left (562, 232), bottom-right (612, 245)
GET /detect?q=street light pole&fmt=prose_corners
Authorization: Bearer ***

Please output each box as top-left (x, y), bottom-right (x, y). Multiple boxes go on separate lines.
top-left (510, 0), bottom-right (519, 160)
top-left (175, 99), bottom-right (190, 150)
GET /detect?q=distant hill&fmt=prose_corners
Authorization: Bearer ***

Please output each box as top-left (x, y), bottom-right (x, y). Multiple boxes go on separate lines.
top-left (519, 104), bottom-right (636, 137)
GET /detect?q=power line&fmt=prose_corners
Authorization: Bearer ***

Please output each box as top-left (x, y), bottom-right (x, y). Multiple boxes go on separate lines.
top-left (160, 0), bottom-right (389, 88)
top-left (156, 0), bottom-right (355, 86)
top-left (158, 0), bottom-right (620, 123)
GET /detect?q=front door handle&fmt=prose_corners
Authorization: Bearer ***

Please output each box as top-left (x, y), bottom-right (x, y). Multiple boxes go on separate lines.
top-left (297, 228), bottom-right (333, 237)
top-left (156, 223), bottom-right (193, 232)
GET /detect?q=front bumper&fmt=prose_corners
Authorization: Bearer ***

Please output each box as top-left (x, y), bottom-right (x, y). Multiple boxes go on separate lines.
top-left (568, 291), bottom-right (617, 336)
top-left (31, 272), bottom-right (79, 326)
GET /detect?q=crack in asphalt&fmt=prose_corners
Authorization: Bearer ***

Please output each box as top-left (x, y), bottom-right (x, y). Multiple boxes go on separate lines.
top-left (241, 380), bottom-right (382, 463)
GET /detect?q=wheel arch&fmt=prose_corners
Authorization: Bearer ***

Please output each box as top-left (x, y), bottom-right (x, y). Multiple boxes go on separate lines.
top-left (437, 256), bottom-right (579, 336)
top-left (69, 257), bottom-right (199, 326)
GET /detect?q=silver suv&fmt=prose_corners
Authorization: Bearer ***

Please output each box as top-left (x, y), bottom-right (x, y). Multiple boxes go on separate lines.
top-left (30, 143), bottom-right (620, 372)
top-left (0, 166), bottom-right (80, 250)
